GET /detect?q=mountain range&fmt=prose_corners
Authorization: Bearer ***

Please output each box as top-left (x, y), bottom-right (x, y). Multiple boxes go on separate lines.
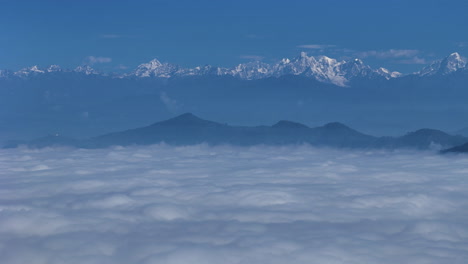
top-left (1, 52), bottom-right (466, 87)
top-left (1, 52), bottom-right (468, 143)
top-left (5, 113), bottom-right (468, 151)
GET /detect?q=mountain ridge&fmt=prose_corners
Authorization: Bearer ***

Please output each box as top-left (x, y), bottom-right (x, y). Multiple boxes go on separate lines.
top-left (5, 113), bottom-right (468, 150)
top-left (2, 52), bottom-right (466, 87)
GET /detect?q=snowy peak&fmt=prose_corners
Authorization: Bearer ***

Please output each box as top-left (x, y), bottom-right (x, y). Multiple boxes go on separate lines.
top-left (419, 52), bottom-right (466, 76)
top-left (133, 58), bottom-right (179, 78)
top-left (177, 65), bottom-right (221, 77)
top-left (126, 52), bottom-right (402, 86)
top-left (228, 61), bottom-right (271, 80)
top-left (47, 65), bottom-right (62, 73)
top-left (377, 67), bottom-right (402, 79)
top-left (440, 52), bottom-right (466, 73)
top-left (14, 65), bottom-right (45, 77)
top-left (13, 65), bottom-right (67, 77)
top-left (1, 52), bottom-right (466, 85)
top-left (145, 58), bottom-right (164, 68)
top-left (74, 65), bottom-right (98, 75)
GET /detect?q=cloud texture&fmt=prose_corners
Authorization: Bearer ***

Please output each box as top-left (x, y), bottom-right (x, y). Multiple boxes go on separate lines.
top-left (1, 145), bottom-right (468, 263)
top-left (84, 56), bottom-right (112, 65)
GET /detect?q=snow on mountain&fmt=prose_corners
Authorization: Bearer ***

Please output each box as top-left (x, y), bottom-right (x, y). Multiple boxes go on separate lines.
top-left (301, 55), bottom-right (348, 86)
top-left (133, 59), bottom-right (179, 78)
top-left (419, 52), bottom-right (466, 76)
top-left (376, 67), bottom-right (402, 79)
top-left (11, 64), bottom-right (99, 77)
top-left (46, 65), bottom-right (63, 73)
top-left (226, 61), bottom-right (272, 80)
top-left (269, 53), bottom-right (397, 86)
top-left (273, 52), bottom-right (320, 76)
top-left (14, 65), bottom-right (45, 77)
top-left (74, 65), bottom-right (99, 75)
top-left (176, 65), bottom-right (222, 77)
top-left (1, 52), bottom-right (466, 85)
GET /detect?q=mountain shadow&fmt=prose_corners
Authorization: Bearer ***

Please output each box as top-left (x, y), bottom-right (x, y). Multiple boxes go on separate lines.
top-left (4, 113), bottom-right (468, 151)
top-left (441, 142), bottom-right (468, 153)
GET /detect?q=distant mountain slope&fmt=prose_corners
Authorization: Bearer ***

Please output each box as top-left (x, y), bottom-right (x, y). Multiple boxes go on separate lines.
top-left (5, 113), bottom-right (468, 150)
top-left (418, 53), bottom-right (466, 76)
top-left (382, 129), bottom-right (468, 149)
top-left (441, 142), bottom-right (468, 153)
top-left (88, 114), bottom-right (381, 148)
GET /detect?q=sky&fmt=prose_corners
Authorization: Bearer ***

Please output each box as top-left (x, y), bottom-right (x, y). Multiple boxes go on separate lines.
top-left (1, 144), bottom-right (468, 263)
top-left (0, 0), bottom-right (467, 73)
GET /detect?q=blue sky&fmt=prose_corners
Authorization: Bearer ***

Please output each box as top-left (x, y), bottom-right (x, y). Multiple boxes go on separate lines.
top-left (1, 0), bottom-right (467, 73)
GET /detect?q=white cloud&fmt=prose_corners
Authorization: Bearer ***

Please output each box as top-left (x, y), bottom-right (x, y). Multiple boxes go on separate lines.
top-left (398, 56), bottom-right (428, 64)
top-left (357, 49), bottom-right (420, 59)
top-left (160, 92), bottom-right (181, 114)
top-left (85, 56), bottom-right (112, 65)
top-left (1, 145), bottom-right (468, 263)
top-left (298, 44), bottom-right (336, 49)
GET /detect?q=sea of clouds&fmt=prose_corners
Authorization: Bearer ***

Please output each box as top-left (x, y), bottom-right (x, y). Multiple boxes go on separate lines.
top-left (1, 144), bottom-right (468, 263)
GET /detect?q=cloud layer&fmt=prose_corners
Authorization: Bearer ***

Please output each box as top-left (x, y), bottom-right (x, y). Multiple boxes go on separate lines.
top-left (84, 56), bottom-right (112, 65)
top-left (1, 145), bottom-right (468, 263)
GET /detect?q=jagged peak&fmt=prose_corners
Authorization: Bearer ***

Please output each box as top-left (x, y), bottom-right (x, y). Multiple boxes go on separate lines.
top-left (377, 67), bottom-right (402, 79)
top-left (13, 65), bottom-right (45, 76)
top-left (378, 67), bottom-right (389, 73)
top-left (47, 65), bottom-right (62, 72)
top-left (317, 55), bottom-right (338, 65)
top-left (133, 58), bottom-right (179, 78)
top-left (29, 65), bottom-right (43, 72)
top-left (443, 52), bottom-right (465, 64)
top-left (449, 52), bottom-right (461, 59)
top-left (74, 65), bottom-right (98, 75)
top-left (145, 58), bottom-right (163, 66)
top-left (3, 52), bottom-right (466, 83)
top-left (281, 58), bottom-right (291, 64)
top-left (352, 58), bottom-right (364, 64)
top-left (419, 52), bottom-right (466, 76)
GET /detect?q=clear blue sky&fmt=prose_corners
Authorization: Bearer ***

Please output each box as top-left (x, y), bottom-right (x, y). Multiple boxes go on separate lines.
top-left (1, 0), bottom-right (467, 73)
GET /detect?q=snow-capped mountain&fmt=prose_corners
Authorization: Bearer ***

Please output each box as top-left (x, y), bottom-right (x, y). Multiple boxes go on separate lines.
top-left (14, 65), bottom-right (45, 77)
top-left (226, 61), bottom-right (271, 80)
top-left (1, 52), bottom-right (466, 86)
top-left (226, 52), bottom-right (401, 86)
top-left (130, 52), bottom-right (401, 86)
top-left (74, 65), bottom-right (99, 75)
top-left (419, 52), bottom-right (466, 76)
top-left (46, 65), bottom-right (63, 73)
top-left (126, 52), bottom-right (400, 86)
top-left (176, 65), bottom-right (222, 77)
top-left (132, 59), bottom-right (179, 78)
top-left (376, 67), bottom-right (402, 78)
